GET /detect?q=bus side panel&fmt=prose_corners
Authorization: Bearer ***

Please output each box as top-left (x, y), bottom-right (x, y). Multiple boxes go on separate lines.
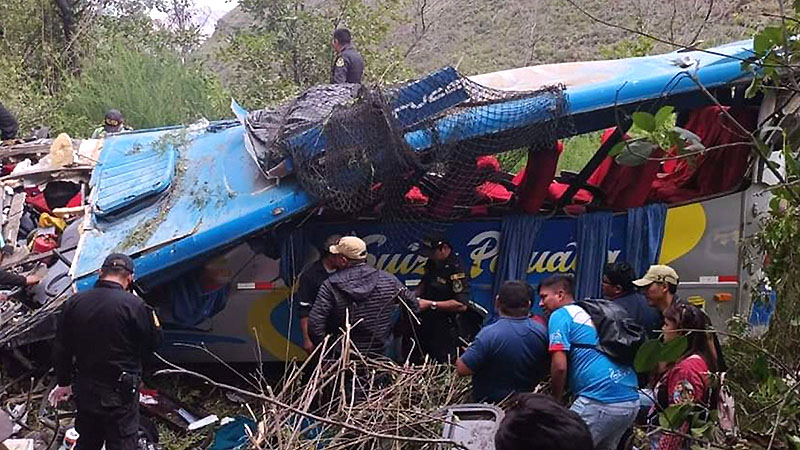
top-left (659, 193), bottom-right (744, 330)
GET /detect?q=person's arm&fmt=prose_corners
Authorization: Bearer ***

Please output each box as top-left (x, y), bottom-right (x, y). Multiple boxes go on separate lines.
top-left (295, 272), bottom-right (316, 353)
top-left (309, 281), bottom-right (335, 345)
top-left (135, 302), bottom-right (163, 355)
top-left (455, 358), bottom-right (473, 376)
top-left (547, 309), bottom-right (571, 402)
top-left (0, 269), bottom-right (28, 287)
top-left (53, 300), bottom-right (75, 387)
top-left (456, 330), bottom-right (486, 377)
top-left (550, 350), bottom-right (568, 400)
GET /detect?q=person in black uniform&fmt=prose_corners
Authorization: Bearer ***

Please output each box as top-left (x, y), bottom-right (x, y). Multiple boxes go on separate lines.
top-left (0, 101), bottom-right (19, 142)
top-left (331, 28), bottom-right (364, 84)
top-left (297, 234), bottom-right (341, 354)
top-left (49, 253), bottom-right (162, 450)
top-left (414, 233), bottom-right (470, 363)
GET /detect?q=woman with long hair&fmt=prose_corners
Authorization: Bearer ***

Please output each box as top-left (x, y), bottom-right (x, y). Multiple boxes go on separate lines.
top-left (651, 301), bottom-right (718, 450)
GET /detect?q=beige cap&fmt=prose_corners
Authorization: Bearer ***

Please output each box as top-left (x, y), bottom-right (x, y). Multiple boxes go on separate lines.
top-left (633, 265), bottom-right (679, 287)
top-left (329, 236), bottom-right (368, 260)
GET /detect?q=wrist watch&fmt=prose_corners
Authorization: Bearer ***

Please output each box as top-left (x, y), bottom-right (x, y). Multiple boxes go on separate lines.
top-left (430, 301), bottom-right (438, 311)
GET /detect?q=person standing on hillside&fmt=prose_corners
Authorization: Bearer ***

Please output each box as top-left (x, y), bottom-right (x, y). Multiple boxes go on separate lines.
top-left (0, 101), bottom-right (19, 143)
top-left (331, 28), bottom-right (364, 84)
top-left (92, 109), bottom-right (132, 139)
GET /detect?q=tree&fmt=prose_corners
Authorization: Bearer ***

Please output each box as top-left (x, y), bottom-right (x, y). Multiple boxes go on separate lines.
top-left (221, 0), bottom-right (416, 109)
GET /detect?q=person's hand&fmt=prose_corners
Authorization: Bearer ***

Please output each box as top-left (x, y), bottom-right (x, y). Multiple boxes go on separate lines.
top-left (302, 339), bottom-right (315, 355)
top-left (48, 385), bottom-right (72, 407)
top-left (25, 274), bottom-right (42, 286)
top-left (418, 299), bottom-right (432, 311)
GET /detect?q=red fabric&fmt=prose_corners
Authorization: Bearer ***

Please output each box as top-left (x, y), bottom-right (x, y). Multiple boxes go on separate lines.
top-left (3, 163), bottom-right (16, 175)
top-left (514, 141), bottom-right (564, 212)
top-left (33, 234), bottom-right (58, 253)
top-left (657, 355), bottom-right (710, 450)
top-left (650, 106), bottom-right (757, 203)
top-left (65, 192), bottom-right (83, 208)
top-left (404, 186), bottom-right (429, 204)
top-left (476, 181), bottom-right (512, 202)
top-left (24, 187), bottom-right (52, 213)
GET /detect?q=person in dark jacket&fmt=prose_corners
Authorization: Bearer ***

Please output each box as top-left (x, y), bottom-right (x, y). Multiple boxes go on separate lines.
top-left (0, 101), bottom-right (19, 142)
top-left (297, 234), bottom-right (341, 354)
top-left (331, 28), bottom-right (364, 84)
top-left (49, 253), bottom-right (162, 450)
top-left (309, 236), bottom-right (431, 356)
top-left (602, 262), bottom-right (662, 338)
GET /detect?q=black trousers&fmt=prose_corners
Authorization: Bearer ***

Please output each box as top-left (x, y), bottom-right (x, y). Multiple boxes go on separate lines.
top-left (74, 379), bottom-right (139, 450)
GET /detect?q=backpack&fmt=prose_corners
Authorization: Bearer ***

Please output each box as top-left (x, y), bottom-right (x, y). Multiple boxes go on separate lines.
top-left (572, 299), bottom-right (646, 366)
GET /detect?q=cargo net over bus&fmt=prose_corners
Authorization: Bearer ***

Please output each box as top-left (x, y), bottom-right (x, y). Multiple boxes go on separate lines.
top-left (245, 68), bottom-right (570, 243)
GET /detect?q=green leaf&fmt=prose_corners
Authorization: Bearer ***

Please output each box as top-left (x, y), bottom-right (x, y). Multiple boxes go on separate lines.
top-left (690, 421), bottom-right (712, 438)
top-left (754, 33), bottom-right (770, 54)
top-left (615, 140), bottom-right (657, 166)
top-left (746, 77), bottom-right (763, 99)
top-left (634, 339), bottom-right (662, 373)
top-left (673, 127), bottom-right (703, 146)
top-left (632, 111), bottom-right (656, 132)
top-left (654, 106), bottom-right (675, 126)
top-left (609, 140), bottom-right (627, 157)
top-left (660, 403), bottom-right (693, 430)
top-left (658, 335), bottom-right (688, 364)
top-left (763, 26), bottom-right (784, 47)
top-left (788, 435), bottom-right (800, 450)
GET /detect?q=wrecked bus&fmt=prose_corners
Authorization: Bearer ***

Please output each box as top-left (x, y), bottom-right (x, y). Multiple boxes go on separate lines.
top-left (2, 39), bottom-right (778, 363)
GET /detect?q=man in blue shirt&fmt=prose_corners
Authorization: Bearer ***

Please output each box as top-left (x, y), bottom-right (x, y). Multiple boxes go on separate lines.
top-left (602, 262), bottom-right (663, 339)
top-left (456, 280), bottom-right (548, 402)
top-left (539, 274), bottom-right (639, 450)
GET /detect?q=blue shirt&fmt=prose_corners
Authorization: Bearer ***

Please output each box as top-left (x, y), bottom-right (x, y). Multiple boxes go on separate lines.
top-left (460, 316), bottom-right (549, 402)
top-left (548, 304), bottom-right (638, 403)
top-left (612, 291), bottom-right (663, 339)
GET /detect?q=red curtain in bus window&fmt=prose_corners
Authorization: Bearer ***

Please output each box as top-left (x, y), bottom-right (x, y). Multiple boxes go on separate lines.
top-left (650, 106), bottom-right (757, 203)
top-left (514, 141), bottom-right (564, 213)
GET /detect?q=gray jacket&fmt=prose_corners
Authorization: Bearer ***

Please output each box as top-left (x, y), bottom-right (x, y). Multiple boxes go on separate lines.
top-left (331, 44), bottom-right (364, 84)
top-left (309, 263), bottom-right (418, 355)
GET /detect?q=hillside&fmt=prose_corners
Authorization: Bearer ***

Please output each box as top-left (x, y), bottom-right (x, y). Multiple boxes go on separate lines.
top-left (202, 0), bottom-right (774, 79)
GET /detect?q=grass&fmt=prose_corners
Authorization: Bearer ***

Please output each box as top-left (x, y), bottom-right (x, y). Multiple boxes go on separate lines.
top-left (558, 130), bottom-right (603, 174)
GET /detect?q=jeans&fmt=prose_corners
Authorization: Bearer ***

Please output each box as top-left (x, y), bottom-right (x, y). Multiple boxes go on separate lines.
top-left (571, 396), bottom-right (640, 450)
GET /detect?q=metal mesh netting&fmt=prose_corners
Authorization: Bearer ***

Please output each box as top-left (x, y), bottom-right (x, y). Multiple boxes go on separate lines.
top-left (246, 69), bottom-right (570, 246)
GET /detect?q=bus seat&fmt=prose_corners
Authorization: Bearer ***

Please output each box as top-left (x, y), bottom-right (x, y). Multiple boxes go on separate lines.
top-left (650, 106), bottom-right (757, 203)
top-left (547, 128), bottom-right (661, 211)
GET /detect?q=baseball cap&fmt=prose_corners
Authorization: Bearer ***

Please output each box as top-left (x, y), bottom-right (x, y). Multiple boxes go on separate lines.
top-left (321, 234), bottom-right (342, 255)
top-left (329, 236), bottom-right (367, 260)
top-left (101, 253), bottom-right (135, 273)
top-left (417, 232), bottom-right (448, 257)
top-left (104, 109), bottom-right (124, 133)
top-left (632, 265), bottom-right (679, 287)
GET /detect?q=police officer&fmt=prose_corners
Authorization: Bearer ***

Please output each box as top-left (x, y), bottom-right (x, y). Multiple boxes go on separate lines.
top-left (91, 109), bottom-right (131, 139)
top-left (49, 253), bottom-right (162, 450)
top-left (414, 232), bottom-right (470, 363)
top-left (331, 28), bottom-right (364, 84)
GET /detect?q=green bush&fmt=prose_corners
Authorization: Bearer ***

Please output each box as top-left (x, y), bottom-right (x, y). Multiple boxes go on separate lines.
top-left (54, 43), bottom-right (230, 137)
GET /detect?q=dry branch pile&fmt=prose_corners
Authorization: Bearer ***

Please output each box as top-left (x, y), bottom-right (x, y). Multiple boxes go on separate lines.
top-left (158, 330), bottom-right (475, 450)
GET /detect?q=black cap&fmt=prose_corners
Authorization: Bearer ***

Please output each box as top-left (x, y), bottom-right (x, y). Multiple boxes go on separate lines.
top-left (321, 234), bottom-right (342, 255)
top-left (417, 232), bottom-right (448, 257)
top-left (104, 109), bottom-right (124, 133)
top-left (101, 253), bottom-right (134, 273)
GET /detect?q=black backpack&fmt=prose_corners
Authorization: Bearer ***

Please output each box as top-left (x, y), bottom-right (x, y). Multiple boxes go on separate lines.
top-left (572, 299), bottom-right (646, 367)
